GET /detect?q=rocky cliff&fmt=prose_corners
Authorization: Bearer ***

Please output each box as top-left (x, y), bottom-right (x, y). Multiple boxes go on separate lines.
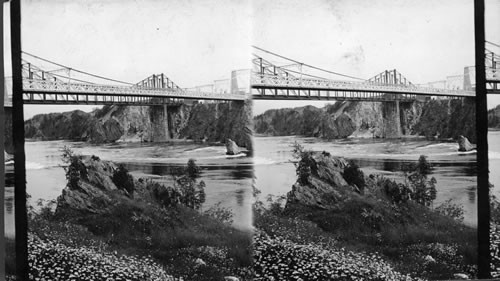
top-left (413, 98), bottom-right (476, 142)
top-left (254, 98), bottom-right (475, 141)
top-left (489, 104), bottom-right (500, 129)
top-left (24, 100), bottom-right (252, 149)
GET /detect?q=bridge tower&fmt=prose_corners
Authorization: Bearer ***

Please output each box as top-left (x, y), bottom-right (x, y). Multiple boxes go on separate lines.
top-left (369, 70), bottom-right (412, 138)
top-left (136, 74), bottom-right (182, 141)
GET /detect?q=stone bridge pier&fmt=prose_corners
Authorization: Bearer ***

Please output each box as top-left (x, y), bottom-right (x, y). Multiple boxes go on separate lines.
top-left (382, 101), bottom-right (402, 138)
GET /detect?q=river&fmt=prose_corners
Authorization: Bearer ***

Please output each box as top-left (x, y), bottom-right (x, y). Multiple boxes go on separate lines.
top-left (254, 131), bottom-right (500, 227)
top-left (4, 140), bottom-right (254, 238)
top-left (5, 132), bottom-right (500, 237)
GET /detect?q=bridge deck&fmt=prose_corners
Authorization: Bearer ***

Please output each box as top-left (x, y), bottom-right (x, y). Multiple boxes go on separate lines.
top-left (251, 74), bottom-right (476, 98)
top-left (22, 79), bottom-right (247, 101)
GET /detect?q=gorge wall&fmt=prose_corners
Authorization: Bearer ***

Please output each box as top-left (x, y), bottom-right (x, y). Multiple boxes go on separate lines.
top-left (254, 98), bottom-right (476, 141)
top-left (488, 104), bottom-right (500, 129)
top-left (24, 100), bottom-right (252, 149)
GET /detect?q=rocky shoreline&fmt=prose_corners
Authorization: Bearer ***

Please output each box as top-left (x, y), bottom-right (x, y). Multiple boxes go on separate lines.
top-left (254, 99), bottom-right (476, 142)
top-left (24, 100), bottom-right (253, 151)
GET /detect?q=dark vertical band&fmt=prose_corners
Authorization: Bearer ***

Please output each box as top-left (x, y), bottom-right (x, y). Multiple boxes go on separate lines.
top-left (0, 1), bottom-right (5, 279)
top-left (474, 0), bottom-right (491, 278)
top-left (10, 0), bottom-right (28, 280)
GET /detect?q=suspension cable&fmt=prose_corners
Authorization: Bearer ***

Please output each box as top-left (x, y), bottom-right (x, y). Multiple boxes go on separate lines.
top-left (252, 46), bottom-right (366, 80)
top-left (22, 51), bottom-right (134, 85)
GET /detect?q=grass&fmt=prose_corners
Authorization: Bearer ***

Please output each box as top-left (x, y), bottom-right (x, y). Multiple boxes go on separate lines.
top-left (254, 176), bottom-right (477, 280)
top-left (29, 196), bottom-right (253, 281)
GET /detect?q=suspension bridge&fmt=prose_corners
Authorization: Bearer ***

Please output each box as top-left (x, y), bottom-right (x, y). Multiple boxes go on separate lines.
top-left (4, 51), bottom-right (250, 107)
top-left (251, 45), bottom-right (499, 101)
top-left (3, 44), bottom-right (500, 107)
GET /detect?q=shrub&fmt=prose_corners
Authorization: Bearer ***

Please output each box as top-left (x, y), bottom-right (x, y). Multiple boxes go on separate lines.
top-left (185, 158), bottom-right (202, 180)
top-left (291, 142), bottom-right (316, 185)
top-left (343, 160), bottom-right (366, 192)
top-left (112, 164), bottom-right (135, 195)
top-left (175, 176), bottom-right (206, 210)
top-left (378, 176), bottom-right (412, 204)
top-left (203, 202), bottom-right (234, 225)
top-left (435, 199), bottom-right (465, 222)
top-left (404, 155), bottom-right (437, 207)
top-left (61, 146), bottom-right (88, 190)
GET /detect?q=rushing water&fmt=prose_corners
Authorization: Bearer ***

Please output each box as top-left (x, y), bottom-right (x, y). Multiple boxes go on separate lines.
top-left (5, 132), bottom-right (500, 236)
top-left (254, 134), bottom-right (491, 227)
top-left (4, 140), bottom-right (254, 238)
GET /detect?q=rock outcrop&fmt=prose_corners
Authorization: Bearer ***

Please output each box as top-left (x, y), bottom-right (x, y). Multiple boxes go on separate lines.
top-left (255, 98), bottom-right (476, 141)
top-left (285, 153), bottom-right (357, 210)
top-left (457, 135), bottom-right (475, 152)
top-left (226, 139), bottom-right (241, 155)
top-left (488, 104), bottom-right (500, 129)
top-left (56, 157), bottom-right (119, 217)
top-left (24, 100), bottom-right (252, 150)
top-left (413, 98), bottom-right (476, 142)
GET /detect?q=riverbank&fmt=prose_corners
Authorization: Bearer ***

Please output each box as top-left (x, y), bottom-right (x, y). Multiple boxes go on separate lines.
top-left (26, 152), bottom-right (253, 280)
top-left (253, 145), bottom-right (477, 280)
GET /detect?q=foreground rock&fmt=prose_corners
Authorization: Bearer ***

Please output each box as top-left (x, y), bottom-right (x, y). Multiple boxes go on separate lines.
top-left (285, 153), bottom-right (356, 210)
top-left (225, 138), bottom-right (241, 155)
top-left (457, 135), bottom-right (475, 152)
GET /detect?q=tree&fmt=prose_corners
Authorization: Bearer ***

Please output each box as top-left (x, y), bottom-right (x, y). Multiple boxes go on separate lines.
top-left (291, 142), bottom-right (316, 185)
top-left (112, 164), bottom-right (135, 196)
top-left (61, 146), bottom-right (88, 190)
top-left (407, 155), bottom-right (437, 207)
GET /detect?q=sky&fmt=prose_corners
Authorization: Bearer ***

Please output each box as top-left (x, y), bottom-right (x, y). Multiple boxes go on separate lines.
top-left (252, 0), bottom-right (500, 115)
top-left (2, 0), bottom-right (500, 118)
top-left (4, 0), bottom-right (251, 119)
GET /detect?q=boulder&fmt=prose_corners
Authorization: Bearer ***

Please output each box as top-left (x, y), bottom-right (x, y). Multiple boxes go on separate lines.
top-left (4, 151), bottom-right (13, 162)
top-left (226, 138), bottom-right (241, 155)
top-left (457, 135), bottom-right (475, 152)
top-left (285, 153), bottom-right (357, 210)
top-left (55, 157), bottom-right (118, 217)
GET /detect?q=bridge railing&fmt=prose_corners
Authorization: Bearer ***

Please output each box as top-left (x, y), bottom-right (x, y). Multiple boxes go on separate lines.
top-left (22, 78), bottom-right (247, 100)
top-left (251, 73), bottom-right (475, 97)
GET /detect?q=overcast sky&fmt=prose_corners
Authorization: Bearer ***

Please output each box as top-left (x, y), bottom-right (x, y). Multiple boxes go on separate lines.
top-left (3, 0), bottom-right (500, 118)
top-left (5, 0), bottom-right (251, 119)
top-left (252, 0), bottom-right (500, 115)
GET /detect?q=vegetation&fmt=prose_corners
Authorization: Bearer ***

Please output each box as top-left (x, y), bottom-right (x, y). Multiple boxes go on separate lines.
top-left (112, 164), bottom-right (135, 195)
top-left (291, 142), bottom-right (317, 185)
top-left (343, 160), bottom-right (366, 192)
top-left (61, 146), bottom-right (88, 190)
top-left (253, 146), bottom-right (477, 280)
top-left (28, 154), bottom-right (253, 281)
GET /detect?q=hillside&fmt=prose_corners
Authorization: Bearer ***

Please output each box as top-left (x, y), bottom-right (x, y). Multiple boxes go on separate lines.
top-left (24, 101), bottom-right (253, 150)
top-left (254, 98), bottom-right (477, 142)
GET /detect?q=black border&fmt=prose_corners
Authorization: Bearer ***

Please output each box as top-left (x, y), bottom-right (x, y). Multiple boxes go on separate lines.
top-left (475, 0), bottom-right (491, 278)
top-left (10, 0), bottom-right (28, 280)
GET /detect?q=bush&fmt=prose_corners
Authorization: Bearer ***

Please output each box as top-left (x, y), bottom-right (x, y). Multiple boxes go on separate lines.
top-left (435, 199), bottom-right (465, 222)
top-left (61, 146), bottom-right (88, 190)
top-left (185, 158), bottom-right (202, 180)
top-left (203, 202), bottom-right (234, 225)
top-left (378, 176), bottom-right (412, 204)
top-left (150, 159), bottom-right (206, 210)
top-left (403, 155), bottom-right (437, 207)
top-left (112, 164), bottom-right (135, 195)
top-left (291, 142), bottom-right (316, 185)
top-left (343, 160), bottom-right (366, 192)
